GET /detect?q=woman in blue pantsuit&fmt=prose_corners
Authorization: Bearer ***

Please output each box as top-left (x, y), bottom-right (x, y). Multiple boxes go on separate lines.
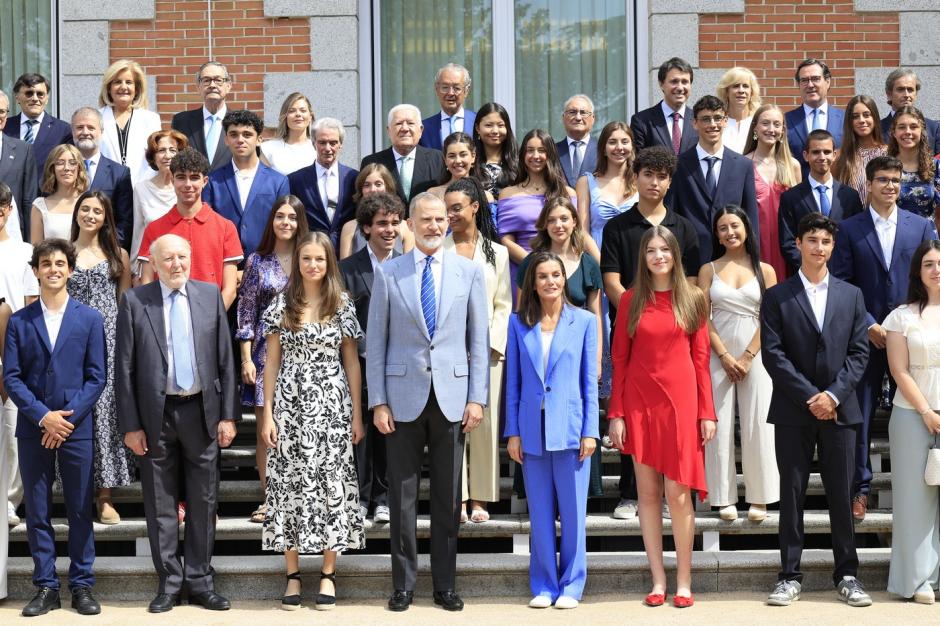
top-left (505, 250), bottom-right (599, 609)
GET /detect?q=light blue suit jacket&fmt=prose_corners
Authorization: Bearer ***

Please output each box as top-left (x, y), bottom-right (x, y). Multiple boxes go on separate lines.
top-left (366, 249), bottom-right (489, 422)
top-left (504, 306), bottom-right (599, 456)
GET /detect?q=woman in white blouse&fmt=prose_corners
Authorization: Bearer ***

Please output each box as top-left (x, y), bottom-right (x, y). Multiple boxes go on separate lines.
top-left (260, 92), bottom-right (316, 175)
top-left (97, 59), bottom-right (163, 186)
top-left (31, 144), bottom-right (89, 243)
top-left (131, 129), bottom-right (189, 267)
top-left (716, 67), bottom-right (761, 154)
top-left (885, 239), bottom-right (940, 605)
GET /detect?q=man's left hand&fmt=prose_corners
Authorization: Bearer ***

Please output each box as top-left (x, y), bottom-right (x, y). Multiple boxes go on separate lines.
top-left (218, 420), bottom-right (236, 448)
top-left (461, 402), bottom-right (484, 434)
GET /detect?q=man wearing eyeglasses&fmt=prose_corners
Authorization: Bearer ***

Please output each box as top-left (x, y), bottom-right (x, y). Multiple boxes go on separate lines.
top-left (3, 74), bottom-right (72, 180)
top-left (556, 94), bottom-right (598, 187)
top-left (419, 64), bottom-right (476, 152)
top-left (171, 62), bottom-right (233, 171)
top-left (785, 58), bottom-right (845, 178)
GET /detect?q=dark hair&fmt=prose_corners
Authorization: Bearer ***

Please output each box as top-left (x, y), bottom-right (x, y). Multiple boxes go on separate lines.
top-left (517, 251), bottom-right (571, 327)
top-left (445, 177), bottom-right (497, 267)
top-left (355, 191), bottom-right (405, 238)
top-left (69, 190), bottom-right (125, 280)
top-left (13, 73), bottom-right (50, 94)
top-left (471, 102), bottom-right (519, 188)
top-left (0, 182), bottom-right (11, 207)
top-left (222, 109), bottom-right (263, 134)
top-left (169, 148), bottom-right (210, 176)
top-left (633, 146), bottom-right (677, 176)
top-left (30, 238), bottom-right (77, 270)
top-left (888, 105), bottom-right (934, 182)
top-left (593, 121), bottom-right (636, 193)
top-left (865, 155), bottom-right (903, 182)
top-left (907, 240), bottom-right (940, 315)
top-left (795, 58), bottom-right (831, 82)
top-left (437, 131), bottom-right (475, 185)
top-left (711, 205), bottom-right (766, 294)
top-left (805, 129), bottom-right (835, 150)
top-left (515, 128), bottom-right (568, 204)
top-left (796, 213), bottom-right (837, 239)
top-left (281, 232), bottom-right (344, 332)
top-left (657, 57), bottom-right (694, 84)
top-left (254, 195), bottom-right (310, 257)
top-left (692, 95), bottom-right (726, 118)
top-left (833, 95), bottom-right (885, 186)
top-left (145, 129), bottom-right (189, 170)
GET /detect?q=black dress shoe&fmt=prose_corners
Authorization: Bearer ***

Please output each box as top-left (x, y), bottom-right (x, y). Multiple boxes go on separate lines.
top-left (388, 589), bottom-right (414, 611)
top-left (147, 592), bottom-right (180, 613)
top-left (22, 587), bottom-right (60, 617)
top-left (433, 590), bottom-right (464, 611)
top-left (190, 590), bottom-right (231, 611)
top-left (70, 587), bottom-right (101, 615)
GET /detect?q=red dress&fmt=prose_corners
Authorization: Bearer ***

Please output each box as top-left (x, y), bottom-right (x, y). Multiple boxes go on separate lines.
top-left (753, 164), bottom-right (790, 281)
top-left (608, 289), bottom-right (716, 499)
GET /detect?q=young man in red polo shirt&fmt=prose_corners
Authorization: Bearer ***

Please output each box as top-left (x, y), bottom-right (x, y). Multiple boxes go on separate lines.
top-left (137, 148), bottom-right (242, 309)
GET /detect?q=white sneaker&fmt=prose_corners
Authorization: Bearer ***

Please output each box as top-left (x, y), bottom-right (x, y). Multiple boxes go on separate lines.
top-left (528, 595), bottom-right (552, 608)
top-left (612, 498), bottom-right (637, 519)
top-left (374, 505), bottom-right (390, 523)
top-left (767, 580), bottom-right (801, 606)
top-left (718, 505), bottom-right (738, 521)
top-left (913, 584), bottom-right (936, 605)
top-left (837, 576), bottom-right (872, 607)
top-left (554, 596), bottom-right (579, 609)
top-left (7, 501), bottom-right (19, 526)
top-left (747, 504), bottom-right (768, 522)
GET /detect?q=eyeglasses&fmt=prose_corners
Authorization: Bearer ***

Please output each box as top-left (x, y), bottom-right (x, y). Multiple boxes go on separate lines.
top-left (696, 115), bottom-right (726, 125)
top-left (436, 84), bottom-right (464, 95)
top-left (199, 77), bottom-right (230, 86)
top-left (872, 176), bottom-right (901, 186)
top-left (21, 89), bottom-right (47, 99)
top-left (564, 109), bottom-right (593, 118)
top-left (53, 160), bottom-right (80, 169)
top-left (798, 75), bottom-right (826, 85)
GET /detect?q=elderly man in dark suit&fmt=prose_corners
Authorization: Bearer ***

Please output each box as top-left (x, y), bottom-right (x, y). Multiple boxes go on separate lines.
top-left (0, 90), bottom-right (38, 240)
top-left (761, 213), bottom-right (871, 608)
top-left (630, 57), bottom-right (698, 154)
top-left (419, 63), bottom-right (476, 152)
top-left (784, 58), bottom-right (845, 178)
top-left (3, 74), bottom-right (72, 177)
top-left (116, 233), bottom-right (238, 614)
top-left (171, 61), bottom-right (233, 172)
top-left (879, 68), bottom-right (940, 154)
top-left (361, 104), bottom-right (444, 210)
top-left (556, 94), bottom-right (598, 186)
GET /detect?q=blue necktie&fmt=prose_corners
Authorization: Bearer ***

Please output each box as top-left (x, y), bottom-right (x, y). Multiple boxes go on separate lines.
top-left (420, 256), bottom-right (436, 338)
top-left (206, 115), bottom-right (221, 159)
top-left (571, 140), bottom-right (584, 177)
top-left (816, 185), bottom-right (831, 216)
top-left (442, 116), bottom-right (452, 145)
top-left (23, 119), bottom-right (37, 144)
top-left (170, 290), bottom-right (195, 390)
top-left (704, 156), bottom-right (718, 197)
top-left (811, 108), bottom-right (822, 131)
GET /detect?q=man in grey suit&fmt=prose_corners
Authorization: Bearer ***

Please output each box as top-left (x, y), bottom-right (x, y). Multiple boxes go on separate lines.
top-left (0, 90), bottom-right (37, 240)
top-left (367, 192), bottom-right (489, 612)
top-left (116, 234), bottom-right (237, 613)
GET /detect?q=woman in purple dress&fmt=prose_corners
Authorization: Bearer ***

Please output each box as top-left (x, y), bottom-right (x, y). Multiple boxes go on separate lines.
top-left (238, 195), bottom-right (310, 523)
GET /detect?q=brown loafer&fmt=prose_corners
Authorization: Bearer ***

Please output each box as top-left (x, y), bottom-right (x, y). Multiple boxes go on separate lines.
top-left (852, 494), bottom-right (868, 521)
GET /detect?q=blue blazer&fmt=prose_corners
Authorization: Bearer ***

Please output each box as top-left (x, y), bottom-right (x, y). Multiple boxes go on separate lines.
top-left (203, 162), bottom-right (290, 257)
top-left (666, 147), bottom-right (759, 262)
top-left (287, 162), bottom-right (358, 247)
top-left (419, 109), bottom-right (477, 151)
top-left (777, 178), bottom-right (863, 272)
top-left (2, 298), bottom-right (106, 440)
top-left (760, 273), bottom-right (869, 427)
top-left (830, 208), bottom-right (936, 326)
top-left (785, 105), bottom-right (845, 177)
top-left (504, 306), bottom-right (599, 456)
top-left (629, 101), bottom-right (699, 153)
top-left (555, 136), bottom-right (598, 187)
top-left (90, 155), bottom-right (134, 250)
top-left (3, 113), bottom-right (73, 175)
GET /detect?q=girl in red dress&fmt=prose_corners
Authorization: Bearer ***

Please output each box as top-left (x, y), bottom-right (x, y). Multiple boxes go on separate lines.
top-left (608, 225), bottom-right (717, 608)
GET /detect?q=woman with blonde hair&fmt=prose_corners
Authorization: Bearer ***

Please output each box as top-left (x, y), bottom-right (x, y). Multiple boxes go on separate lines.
top-left (716, 67), bottom-right (762, 153)
top-left (97, 59), bottom-right (162, 185)
top-left (833, 95), bottom-right (887, 205)
top-left (261, 92), bottom-right (317, 175)
top-left (31, 144), bottom-right (89, 243)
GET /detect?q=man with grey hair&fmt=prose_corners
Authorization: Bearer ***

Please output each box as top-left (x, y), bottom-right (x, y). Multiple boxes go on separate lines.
top-left (171, 61), bottom-right (233, 171)
top-left (0, 89), bottom-right (37, 241)
top-left (288, 116), bottom-right (358, 246)
top-left (71, 106), bottom-right (133, 249)
top-left (361, 104), bottom-right (444, 209)
top-left (419, 63), bottom-right (476, 151)
top-left (880, 68), bottom-right (940, 153)
top-left (556, 93), bottom-right (598, 186)
top-left (4, 73), bottom-right (73, 176)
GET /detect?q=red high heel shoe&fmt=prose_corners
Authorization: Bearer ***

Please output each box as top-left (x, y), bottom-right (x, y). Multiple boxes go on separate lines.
top-left (644, 592), bottom-right (666, 607)
top-left (673, 593), bottom-right (694, 608)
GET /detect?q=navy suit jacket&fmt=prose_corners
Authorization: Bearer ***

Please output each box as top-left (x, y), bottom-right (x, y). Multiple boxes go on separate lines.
top-left (666, 147), bottom-right (759, 262)
top-left (171, 107), bottom-right (232, 171)
top-left (760, 273), bottom-right (869, 427)
top-left (0, 134), bottom-right (37, 238)
top-left (830, 208), bottom-right (936, 326)
top-left (90, 155), bottom-right (134, 250)
top-left (777, 178), bottom-right (863, 272)
top-left (881, 114), bottom-right (940, 156)
top-left (556, 136), bottom-right (598, 187)
top-left (3, 113), bottom-right (73, 175)
top-left (2, 298), bottom-right (106, 440)
top-left (785, 105), bottom-right (845, 177)
top-left (287, 162), bottom-right (358, 247)
top-left (419, 109), bottom-right (477, 151)
top-left (360, 145), bottom-right (445, 209)
top-left (203, 162), bottom-right (290, 257)
top-left (629, 101), bottom-right (698, 153)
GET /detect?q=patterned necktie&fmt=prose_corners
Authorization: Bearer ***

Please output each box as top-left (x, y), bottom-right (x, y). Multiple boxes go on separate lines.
top-left (206, 115), bottom-right (221, 159)
top-left (170, 290), bottom-right (195, 390)
top-left (398, 155), bottom-right (413, 201)
top-left (571, 140), bottom-right (583, 177)
top-left (420, 256), bottom-right (436, 338)
top-left (811, 108), bottom-right (822, 131)
top-left (704, 156), bottom-right (719, 197)
top-left (23, 119), bottom-right (37, 144)
top-left (671, 111), bottom-right (682, 155)
top-left (816, 184), bottom-right (831, 216)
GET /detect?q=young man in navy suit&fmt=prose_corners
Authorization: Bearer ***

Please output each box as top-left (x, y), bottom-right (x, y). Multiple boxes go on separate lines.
top-left (3, 74), bottom-right (72, 177)
top-left (666, 95), bottom-right (759, 262)
top-left (419, 64), bottom-right (475, 152)
top-left (880, 68), bottom-right (940, 154)
top-left (761, 214), bottom-right (871, 608)
top-left (785, 59), bottom-right (844, 178)
top-left (829, 156), bottom-right (936, 520)
top-left (556, 94), bottom-right (597, 186)
top-left (629, 57), bottom-right (698, 154)
top-left (3, 239), bottom-right (106, 616)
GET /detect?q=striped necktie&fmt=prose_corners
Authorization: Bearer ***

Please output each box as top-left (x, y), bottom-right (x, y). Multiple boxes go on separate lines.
top-left (420, 256), bottom-right (436, 338)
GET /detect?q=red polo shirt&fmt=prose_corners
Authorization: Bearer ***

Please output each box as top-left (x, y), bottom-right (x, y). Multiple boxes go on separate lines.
top-left (137, 202), bottom-right (243, 288)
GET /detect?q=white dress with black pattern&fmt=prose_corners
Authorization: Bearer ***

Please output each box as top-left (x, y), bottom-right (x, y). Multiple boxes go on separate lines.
top-left (261, 292), bottom-right (365, 553)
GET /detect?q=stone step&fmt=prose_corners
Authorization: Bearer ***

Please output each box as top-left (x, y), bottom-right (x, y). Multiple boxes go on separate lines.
top-left (3, 548), bottom-right (891, 600)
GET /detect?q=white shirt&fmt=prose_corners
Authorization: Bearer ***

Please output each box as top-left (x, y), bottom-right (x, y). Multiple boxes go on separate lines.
top-left (439, 107), bottom-right (466, 143)
top-left (413, 247), bottom-right (444, 317)
top-left (39, 294), bottom-right (69, 349)
top-left (366, 242), bottom-right (392, 273)
top-left (19, 111), bottom-right (45, 141)
top-left (202, 105), bottom-right (226, 138)
top-left (868, 205), bottom-right (898, 270)
top-left (0, 238), bottom-right (38, 310)
top-left (696, 144), bottom-right (725, 183)
top-left (315, 160), bottom-right (340, 221)
top-left (260, 139), bottom-right (316, 176)
top-left (231, 160), bottom-right (259, 210)
top-left (797, 269), bottom-right (840, 406)
top-left (540, 328), bottom-right (554, 377)
top-left (807, 174), bottom-right (834, 214)
top-left (803, 101), bottom-right (829, 135)
top-left (160, 281), bottom-right (201, 394)
top-left (661, 101), bottom-right (688, 128)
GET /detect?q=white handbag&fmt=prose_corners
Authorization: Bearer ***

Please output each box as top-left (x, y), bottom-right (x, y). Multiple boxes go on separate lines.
top-left (925, 435), bottom-right (940, 486)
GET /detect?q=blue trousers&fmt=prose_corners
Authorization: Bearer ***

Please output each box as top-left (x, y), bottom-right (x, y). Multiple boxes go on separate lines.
top-left (522, 448), bottom-right (590, 600)
top-left (19, 435), bottom-right (95, 589)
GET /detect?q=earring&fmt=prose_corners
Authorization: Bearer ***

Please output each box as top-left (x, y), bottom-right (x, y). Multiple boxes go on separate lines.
top-left (753, 132), bottom-right (758, 141)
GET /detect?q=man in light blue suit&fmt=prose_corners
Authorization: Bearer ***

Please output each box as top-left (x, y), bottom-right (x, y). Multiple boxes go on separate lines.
top-left (366, 192), bottom-right (489, 613)
top-left (203, 110), bottom-right (289, 257)
top-left (785, 58), bottom-right (845, 178)
top-left (419, 63), bottom-right (476, 152)
top-left (504, 250), bottom-right (598, 609)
